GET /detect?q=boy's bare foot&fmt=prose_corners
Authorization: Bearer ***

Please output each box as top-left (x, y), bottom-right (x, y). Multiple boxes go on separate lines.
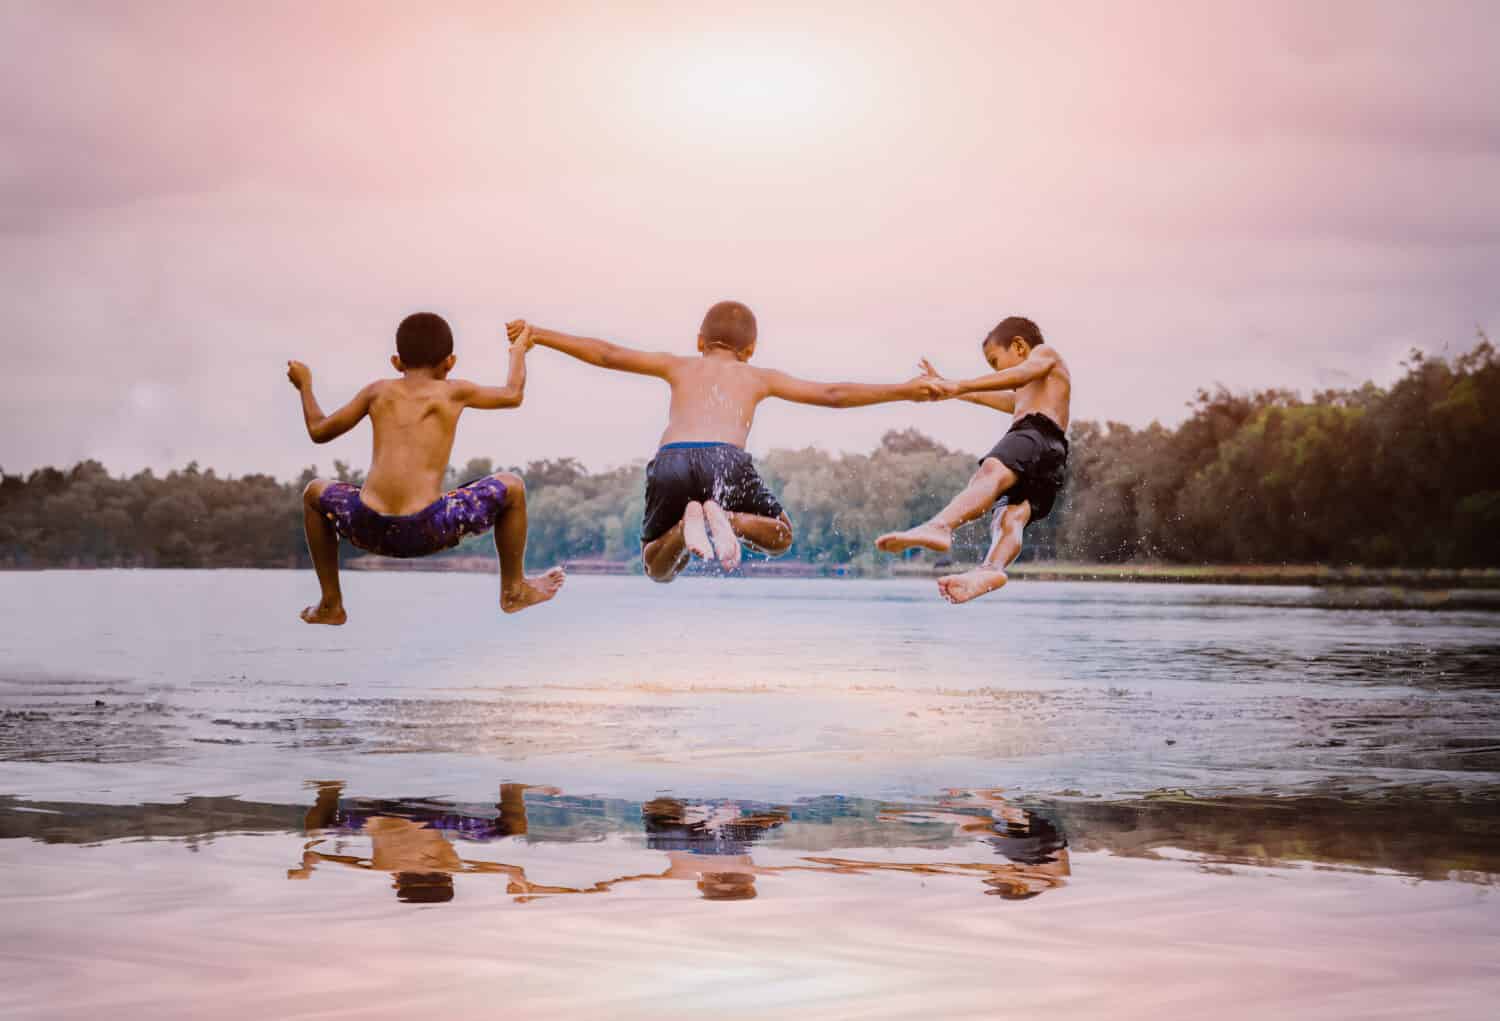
top-left (299, 602), bottom-right (348, 626)
top-left (936, 566), bottom-right (1008, 604)
top-left (875, 522), bottom-right (954, 554)
top-left (501, 567), bottom-right (567, 614)
top-left (702, 501), bottom-right (742, 572)
top-left (682, 503), bottom-right (714, 561)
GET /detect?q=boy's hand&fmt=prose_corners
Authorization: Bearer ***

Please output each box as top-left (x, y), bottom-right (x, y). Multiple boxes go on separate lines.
top-left (505, 319), bottom-right (534, 349)
top-left (906, 375), bottom-right (945, 401)
top-left (286, 360), bottom-right (312, 391)
top-left (930, 378), bottom-right (962, 399)
top-left (916, 362), bottom-right (960, 398)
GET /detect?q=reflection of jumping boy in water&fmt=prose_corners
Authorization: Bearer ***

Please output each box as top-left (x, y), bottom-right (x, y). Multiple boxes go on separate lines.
top-left (510, 303), bottom-right (940, 581)
top-left (288, 785), bottom-right (1067, 904)
top-left (287, 313), bottom-right (565, 625)
top-left (878, 316), bottom-right (1072, 603)
top-left (291, 783), bottom-right (578, 902)
top-left (632, 796), bottom-right (789, 901)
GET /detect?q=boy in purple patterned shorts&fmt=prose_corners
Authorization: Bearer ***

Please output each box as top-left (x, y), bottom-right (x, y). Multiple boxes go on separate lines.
top-left (285, 313), bottom-right (565, 625)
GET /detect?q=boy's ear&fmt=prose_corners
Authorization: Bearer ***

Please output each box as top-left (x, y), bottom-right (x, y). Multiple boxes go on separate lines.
top-left (696, 334), bottom-right (706, 354)
top-left (442, 353), bottom-right (457, 373)
top-left (391, 354), bottom-right (405, 373)
top-left (739, 341), bottom-right (756, 362)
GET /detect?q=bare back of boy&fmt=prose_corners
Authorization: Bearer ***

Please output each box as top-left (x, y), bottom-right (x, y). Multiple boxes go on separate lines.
top-left (358, 376), bottom-right (472, 514)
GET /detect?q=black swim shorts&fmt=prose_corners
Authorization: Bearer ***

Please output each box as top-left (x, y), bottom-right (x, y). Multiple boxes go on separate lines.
top-left (641, 442), bottom-right (786, 543)
top-left (980, 413), bottom-right (1070, 522)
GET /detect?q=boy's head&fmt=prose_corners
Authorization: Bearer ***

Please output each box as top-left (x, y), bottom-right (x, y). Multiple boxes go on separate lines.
top-left (393, 312), bottom-right (456, 374)
top-left (393, 870), bottom-right (455, 904)
top-left (982, 316), bottom-right (1043, 370)
top-left (697, 300), bottom-right (757, 361)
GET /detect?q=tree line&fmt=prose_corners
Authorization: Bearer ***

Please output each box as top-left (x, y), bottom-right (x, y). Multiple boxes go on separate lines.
top-left (2, 340), bottom-right (1496, 570)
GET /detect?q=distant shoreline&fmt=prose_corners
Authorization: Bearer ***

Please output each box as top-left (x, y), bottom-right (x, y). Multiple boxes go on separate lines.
top-left (338, 556), bottom-right (1500, 591)
top-left (6, 558), bottom-right (1498, 594)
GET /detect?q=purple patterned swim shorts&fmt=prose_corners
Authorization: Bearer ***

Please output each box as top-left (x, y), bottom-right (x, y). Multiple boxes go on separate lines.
top-left (317, 477), bottom-right (508, 559)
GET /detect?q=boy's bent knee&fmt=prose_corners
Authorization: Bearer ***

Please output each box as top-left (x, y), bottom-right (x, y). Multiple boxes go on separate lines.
top-left (643, 554), bottom-right (680, 583)
top-left (762, 516), bottom-right (794, 555)
top-left (493, 472), bottom-right (525, 502)
top-left (302, 478), bottom-right (332, 506)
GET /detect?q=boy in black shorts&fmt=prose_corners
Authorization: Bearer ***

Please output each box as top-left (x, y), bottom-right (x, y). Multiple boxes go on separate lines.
top-left (876, 316), bottom-right (1072, 603)
top-left (511, 302), bottom-right (938, 581)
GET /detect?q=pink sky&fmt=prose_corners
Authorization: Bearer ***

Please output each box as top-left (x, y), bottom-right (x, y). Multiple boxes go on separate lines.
top-left (3, 1), bottom-right (1496, 479)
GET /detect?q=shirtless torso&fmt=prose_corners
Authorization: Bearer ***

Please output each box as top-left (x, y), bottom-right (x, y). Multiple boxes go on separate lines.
top-left (358, 376), bottom-right (467, 515)
top-left (1007, 348), bottom-right (1071, 431)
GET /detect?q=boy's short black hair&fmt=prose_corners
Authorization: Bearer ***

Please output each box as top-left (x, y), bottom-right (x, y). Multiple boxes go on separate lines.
top-left (396, 312), bottom-right (454, 368)
top-left (394, 871), bottom-right (455, 903)
top-left (700, 300), bottom-right (757, 355)
top-left (984, 316), bottom-right (1044, 351)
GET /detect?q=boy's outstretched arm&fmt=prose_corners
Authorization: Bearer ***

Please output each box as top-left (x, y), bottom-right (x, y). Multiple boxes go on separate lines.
top-left (919, 358), bottom-right (1015, 412)
top-left (286, 361), bottom-right (375, 444)
top-left (942, 347), bottom-right (1060, 397)
top-left (760, 369), bottom-right (941, 408)
top-left (522, 321), bottom-right (677, 379)
top-left (455, 325), bottom-right (532, 410)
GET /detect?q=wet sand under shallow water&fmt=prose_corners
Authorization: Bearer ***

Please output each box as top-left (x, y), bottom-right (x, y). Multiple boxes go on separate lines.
top-left (1, 571), bottom-right (1498, 1018)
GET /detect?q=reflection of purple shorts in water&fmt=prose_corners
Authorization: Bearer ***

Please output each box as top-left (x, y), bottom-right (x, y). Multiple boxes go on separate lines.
top-left (329, 808), bottom-right (511, 841)
top-left (317, 477), bottom-right (508, 559)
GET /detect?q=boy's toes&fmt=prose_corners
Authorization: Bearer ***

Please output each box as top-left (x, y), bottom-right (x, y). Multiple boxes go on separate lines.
top-left (714, 536), bottom-right (738, 569)
top-left (501, 570), bottom-right (566, 614)
top-left (300, 604), bottom-right (348, 625)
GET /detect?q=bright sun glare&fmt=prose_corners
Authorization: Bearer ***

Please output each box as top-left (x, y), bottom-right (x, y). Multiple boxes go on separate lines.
top-left (675, 47), bottom-right (830, 122)
top-left (628, 33), bottom-right (867, 142)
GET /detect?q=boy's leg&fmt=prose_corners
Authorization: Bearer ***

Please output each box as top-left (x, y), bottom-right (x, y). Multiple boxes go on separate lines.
top-left (703, 453), bottom-right (790, 571)
top-left (681, 502), bottom-right (714, 561)
top-left (936, 500), bottom-right (1031, 604)
top-left (491, 473), bottom-right (566, 613)
top-left (875, 458), bottom-right (1017, 554)
top-left (701, 501), bottom-right (742, 571)
top-left (730, 510), bottom-right (793, 556)
top-left (300, 479), bottom-right (347, 625)
top-left (643, 525), bottom-right (689, 583)
top-left (642, 502), bottom-right (708, 583)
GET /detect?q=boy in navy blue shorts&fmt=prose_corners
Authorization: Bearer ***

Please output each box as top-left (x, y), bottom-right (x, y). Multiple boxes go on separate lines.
top-left (286, 313), bottom-right (565, 624)
top-left (512, 301), bottom-right (940, 581)
top-left (877, 316), bottom-right (1072, 604)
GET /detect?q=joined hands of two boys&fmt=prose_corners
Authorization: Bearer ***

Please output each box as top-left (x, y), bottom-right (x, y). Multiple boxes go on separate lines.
top-left (916, 358), bottom-right (963, 400)
top-left (505, 320), bottom-right (535, 351)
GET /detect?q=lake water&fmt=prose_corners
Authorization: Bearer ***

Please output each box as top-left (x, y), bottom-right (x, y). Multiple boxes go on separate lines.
top-left (2, 571), bottom-right (1497, 1019)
